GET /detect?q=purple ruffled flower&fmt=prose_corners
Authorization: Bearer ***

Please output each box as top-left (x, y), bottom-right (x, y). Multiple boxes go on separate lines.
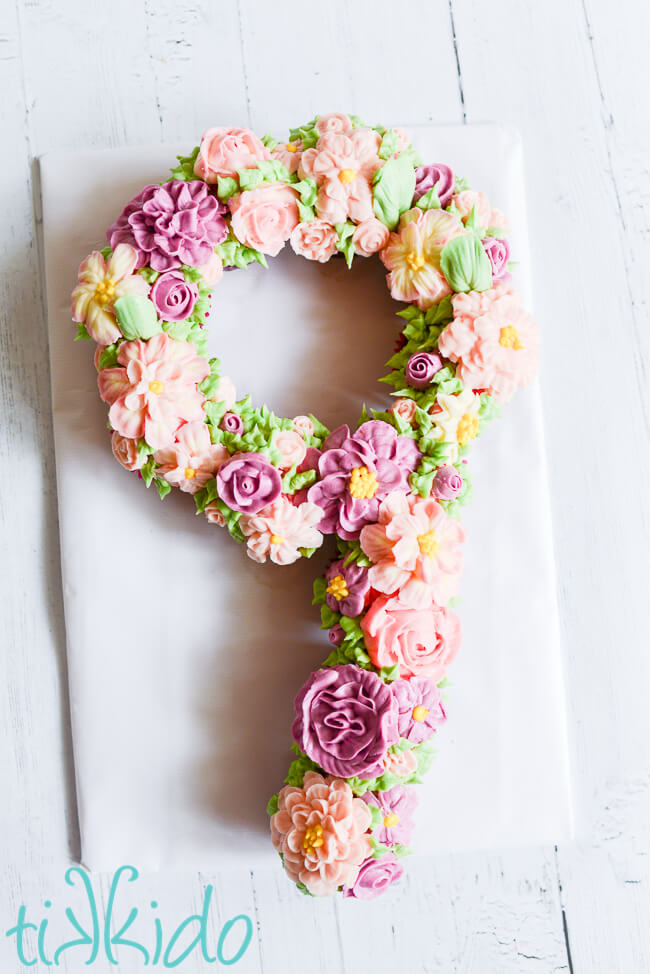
top-left (342, 853), bottom-right (404, 899)
top-left (107, 180), bottom-right (228, 273)
top-left (432, 464), bottom-right (463, 500)
top-left (150, 270), bottom-right (198, 322)
top-left (363, 785), bottom-right (418, 846)
top-left (482, 236), bottom-right (510, 281)
top-left (324, 559), bottom-right (370, 617)
top-left (221, 412), bottom-right (244, 435)
top-left (292, 664), bottom-right (399, 779)
top-left (216, 452), bottom-right (281, 515)
top-left (392, 678), bottom-right (446, 745)
top-left (413, 163), bottom-right (455, 208)
top-left (405, 352), bottom-right (443, 389)
top-left (307, 421), bottom-right (420, 540)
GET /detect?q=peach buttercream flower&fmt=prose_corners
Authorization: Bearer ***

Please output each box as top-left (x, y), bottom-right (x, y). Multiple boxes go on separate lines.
top-left (240, 496), bottom-right (323, 565)
top-left (153, 421), bottom-right (229, 493)
top-left (352, 217), bottom-right (390, 257)
top-left (194, 126), bottom-right (270, 182)
top-left (380, 208), bottom-right (467, 310)
top-left (274, 429), bottom-right (307, 470)
top-left (204, 501), bottom-right (226, 527)
top-left (270, 771), bottom-right (372, 896)
top-left (314, 113), bottom-right (354, 137)
top-left (390, 397), bottom-right (417, 426)
top-left (360, 491), bottom-right (465, 609)
top-left (299, 130), bottom-right (382, 225)
top-left (111, 433), bottom-right (143, 472)
top-left (272, 139), bottom-right (303, 175)
top-left (384, 748), bottom-right (418, 779)
top-left (71, 244), bottom-right (149, 345)
top-left (292, 415), bottom-right (314, 439)
top-left (290, 220), bottom-right (338, 262)
top-left (230, 183), bottom-right (300, 257)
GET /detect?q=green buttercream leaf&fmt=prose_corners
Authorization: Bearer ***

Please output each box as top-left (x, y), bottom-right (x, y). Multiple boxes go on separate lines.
top-left (313, 577), bottom-right (327, 606)
top-left (266, 793), bottom-right (279, 816)
top-left (137, 266), bottom-right (159, 285)
top-left (372, 152), bottom-right (417, 230)
top-left (416, 185), bottom-right (441, 211)
top-left (100, 245), bottom-right (112, 260)
top-left (285, 753), bottom-right (319, 787)
top-left (261, 133), bottom-right (278, 151)
top-left (424, 295), bottom-right (454, 326)
top-left (295, 881), bottom-right (316, 897)
top-left (439, 235), bottom-right (493, 293)
top-left (216, 176), bottom-right (239, 201)
top-left (465, 203), bottom-right (483, 235)
top-left (454, 175), bottom-right (471, 193)
top-left (339, 539), bottom-right (372, 568)
top-left (393, 844), bottom-right (413, 860)
top-left (74, 322), bottom-right (92, 341)
top-left (217, 237), bottom-right (268, 270)
top-left (99, 343), bottom-right (119, 368)
top-left (299, 546), bottom-right (318, 559)
top-left (140, 457), bottom-right (156, 488)
top-left (378, 129), bottom-right (399, 160)
top-left (322, 640), bottom-right (373, 673)
top-left (479, 393), bottom-right (502, 423)
top-left (155, 477), bottom-right (171, 500)
top-left (136, 438), bottom-right (151, 464)
top-left (320, 604), bottom-right (340, 630)
top-left (307, 413), bottom-right (330, 442)
top-left (369, 836), bottom-right (392, 859)
top-left (297, 201), bottom-right (316, 222)
top-left (368, 804), bottom-right (383, 830)
top-left (289, 118), bottom-right (319, 149)
top-left (237, 167), bottom-right (265, 191)
top-left (169, 147), bottom-right (199, 181)
top-left (257, 159), bottom-right (290, 183)
top-left (415, 740), bottom-right (437, 778)
top-left (114, 295), bottom-right (162, 341)
top-left (486, 224), bottom-right (509, 238)
top-left (379, 663), bottom-right (400, 683)
top-left (281, 463), bottom-right (317, 495)
top-left (294, 178), bottom-right (318, 207)
top-left (162, 319), bottom-right (192, 342)
top-left (335, 221), bottom-right (356, 268)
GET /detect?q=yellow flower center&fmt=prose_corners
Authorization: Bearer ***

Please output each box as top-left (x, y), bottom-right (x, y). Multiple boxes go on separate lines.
top-left (412, 705), bottom-right (430, 722)
top-left (457, 412), bottom-right (479, 446)
top-left (338, 168), bottom-right (357, 184)
top-left (326, 574), bottom-right (349, 601)
top-left (94, 279), bottom-right (117, 306)
top-left (285, 142), bottom-right (298, 153)
top-left (148, 379), bottom-right (164, 395)
top-left (303, 823), bottom-right (324, 854)
top-left (383, 813), bottom-right (400, 828)
top-left (184, 467), bottom-right (197, 480)
top-left (269, 534), bottom-right (284, 545)
top-left (499, 324), bottom-right (523, 350)
top-left (417, 530), bottom-right (439, 559)
top-left (348, 465), bottom-right (378, 500)
top-left (406, 251), bottom-right (425, 272)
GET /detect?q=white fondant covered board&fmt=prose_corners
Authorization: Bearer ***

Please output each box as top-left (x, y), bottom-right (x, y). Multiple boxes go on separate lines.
top-left (41, 124), bottom-right (572, 870)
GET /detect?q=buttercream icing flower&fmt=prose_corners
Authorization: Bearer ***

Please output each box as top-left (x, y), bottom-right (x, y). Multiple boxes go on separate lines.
top-left (429, 387), bottom-right (482, 458)
top-left (383, 747), bottom-right (417, 778)
top-left (390, 398), bottom-right (417, 426)
top-left (380, 207), bottom-right (467, 309)
top-left (405, 351), bottom-right (443, 389)
top-left (482, 237), bottom-right (510, 281)
top-left (342, 853), bottom-right (404, 899)
top-left (392, 677), bottom-right (447, 744)
top-left (111, 432), bottom-right (143, 472)
top-left (364, 785), bottom-right (418, 846)
top-left (271, 139), bottom-right (303, 174)
top-left (361, 594), bottom-right (461, 680)
top-left (270, 771), bottom-right (371, 897)
top-left (290, 220), bottom-right (338, 262)
top-left (292, 664), bottom-right (399, 779)
top-left (207, 375), bottom-right (236, 409)
top-left (204, 501), bottom-right (226, 527)
top-left (194, 126), bottom-right (270, 182)
top-left (274, 429), bottom-right (307, 470)
top-left (299, 130), bottom-right (382, 225)
top-left (360, 492), bottom-right (465, 609)
top-left (230, 183), bottom-right (300, 257)
top-left (438, 283), bottom-right (539, 402)
top-left (307, 420), bottom-right (421, 540)
top-left (314, 113), bottom-right (354, 137)
top-left (432, 464), bottom-right (463, 500)
top-left (324, 559), bottom-right (370, 618)
top-left (150, 270), bottom-right (198, 322)
top-left (329, 623), bottom-right (344, 646)
top-left (292, 415), bottom-right (314, 439)
top-left (71, 244), bottom-right (149, 345)
top-left (216, 452), bottom-right (282, 515)
top-left (451, 190), bottom-right (508, 235)
top-left (98, 333), bottom-right (209, 450)
top-left (107, 181), bottom-right (227, 272)
top-left (413, 163), bottom-right (455, 207)
top-left (240, 496), bottom-right (323, 565)
top-left (153, 421), bottom-right (229, 493)
top-left (221, 411), bottom-right (244, 435)
top-left (352, 218), bottom-right (390, 257)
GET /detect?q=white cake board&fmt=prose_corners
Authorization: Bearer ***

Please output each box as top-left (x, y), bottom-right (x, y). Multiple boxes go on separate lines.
top-left (41, 124), bottom-right (572, 870)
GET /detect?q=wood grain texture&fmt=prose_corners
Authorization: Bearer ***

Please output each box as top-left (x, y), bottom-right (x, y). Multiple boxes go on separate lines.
top-left (1, 0), bottom-right (648, 969)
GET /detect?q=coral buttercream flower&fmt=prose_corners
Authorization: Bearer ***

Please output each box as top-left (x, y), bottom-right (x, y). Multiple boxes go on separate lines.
top-left (342, 853), bottom-right (404, 899)
top-left (98, 333), bottom-right (209, 450)
top-left (361, 594), bottom-right (461, 680)
top-left (111, 433), bottom-right (143, 472)
top-left (314, 113), bottom-right (354, 137)
top-left (360, 492), bottom-right (465, 609)
top-left (71, 244), bottom-right (149, 345)
top-left (392, 677), bottom-right (447, 744)
top-left (240, 496), bottom-right (323, 565)
top-left (299, 130), bottom-right (382, 225)
top-left (204, 501), bottom-right (226, 527)
top-left (438, 283), bottom-right (539, 402)
top-left (194, 126), bottom-right (270, 182)
top-left (290, 220), bottom-right (338, 262)
top-left (216, 452), bottom-right (282, 514)
top-left (272, 140), bottom-right (303, 174)
top-left (270, 771), bottom-right (372, 897)
top-left (307, 420), bottom-right (420, 540)
top-left (380, 208), bottom-right (467, 309)
top-left (274, 429), bottom-right (307, 470)
top-left (230, 183), bottom-right (300, 256)
top-left (352, 218), bottom-right (390, 257)
top-left (324, 559), bottom-right (370, 617)
top-left (153, 421), bottom-right (229, 493)
top-left (364, 785), bottom-right (418, 846)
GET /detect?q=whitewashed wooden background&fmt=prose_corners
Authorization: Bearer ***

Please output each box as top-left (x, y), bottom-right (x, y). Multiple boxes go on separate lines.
top-left (1, 0), bottom-right (649, 970)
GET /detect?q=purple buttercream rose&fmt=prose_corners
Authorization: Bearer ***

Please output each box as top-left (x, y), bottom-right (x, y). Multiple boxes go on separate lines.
top-left (325, 559), bottom-right (370, 617)
top-left (432, 464), bottom-right (463, 500)
top-left (149, 270), bottom-right (198, 322)
top-left (221, 411), bottom-right (244, 435)
top-left (413, 163), bottom-right (455, 208)
top-left (292, 664), bottom-right (399, 779)
top-left (216, 452), bottom-right (281, 515)
top-left (482, 236), bottom-right (510, 281)
top-left (107, 180), bottom-right (228, 273)
top-left (363, 785), bottom-right (418, 846)
top-left (328, 623), bottom-right (344, 647)
top-left (342, 853), bottom-right (404, 899)
top-left (405, 352), bottom-right (443, 389)
top-left (307, 421), bottom-right (420, 540)
top-left (392, 677), bottom-right (446, 745)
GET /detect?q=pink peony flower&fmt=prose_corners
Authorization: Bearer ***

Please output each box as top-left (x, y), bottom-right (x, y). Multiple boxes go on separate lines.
top-left (270, 771), bottom-right (372, 896)
top-left (240, 496), bottom-right (323, 565)
top-left (98, 333), bottom-right (209, 451)
top-left (194, 126), bottom-right (270, 182)
top-left (230, 183), bottom-right (300, 257)
top-left (380, 208), bottom-right (467, 310)
top-left (438, 283), bottom-right (539, 402)
top-left (271, 139), bottom-right (303, 174)
top-left (361, 594), bottom-right (461, 681)
top-left (111, 433), bottom-right (143, 472)
top-left (290, 220), bottom-right (338, 262)
top-left (274, 429), bottom-right (307, 470)
top-left (314, 113), bottom-right (354, 137)
top-left (360, 491), bottom-right (465, 609)
top-left (71, 244), bottom-right (149, 345)
top-left (153, 421), bottom-right (229, 493)
top-left (299, 130), bottom-right (382, 225)
top-left (352, 217), bottom-right (390, 257)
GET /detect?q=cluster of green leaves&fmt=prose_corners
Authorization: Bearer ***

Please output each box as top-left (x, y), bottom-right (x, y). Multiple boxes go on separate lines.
top-left (169, 147), bottom-right (200, 182)
top-left (346, 739), bottom-right (437, 797)
top-left (380, 298), bottom-right (457, 400)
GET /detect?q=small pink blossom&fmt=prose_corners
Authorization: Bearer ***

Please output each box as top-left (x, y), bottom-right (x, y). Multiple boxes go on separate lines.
top-left (240, 496), bottom-right (323, 565)
top-left (153, 421), bottom-right (229, 493)
top-left (271, 139), bottom-right (303, 174)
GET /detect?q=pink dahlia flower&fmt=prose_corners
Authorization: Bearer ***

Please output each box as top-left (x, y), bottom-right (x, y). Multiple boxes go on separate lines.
top-left (153, 421), bottom-right (229, 493)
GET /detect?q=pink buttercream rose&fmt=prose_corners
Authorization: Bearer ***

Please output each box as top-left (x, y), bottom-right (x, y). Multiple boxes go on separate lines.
top-left (384, 748), bottom-right (418, 778)
top-left (292, 415), bottom-right (314, 439)
top-left (315, 113), bottom-right (353, 137)
top-left (290, 220), bottom-right (338, 262)
top-left (230, 183), bottom-right (300, 257)
top-left (352, 217), bottom-right (390, 257)
top-left (204, 501), bottom-right (226, 527)
top-left (194, 126), bottom-right (270, 182)
top-left (274, 429), bottom-right (307, 470)
top-left (111, 433), bottom-right (143, 472)
top-left (361, 594), bottom-right (461, 681)
top-left (390, 398), bottom-right (417, 425)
